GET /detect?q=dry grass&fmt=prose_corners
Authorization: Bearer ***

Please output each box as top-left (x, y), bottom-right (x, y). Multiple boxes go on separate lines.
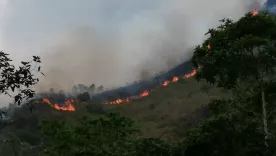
top-left (106, 78), bottom-right (229, 139)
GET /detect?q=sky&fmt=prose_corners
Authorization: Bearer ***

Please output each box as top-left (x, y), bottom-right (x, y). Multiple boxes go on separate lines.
top-left (0, 0), bottom-right (265, 106)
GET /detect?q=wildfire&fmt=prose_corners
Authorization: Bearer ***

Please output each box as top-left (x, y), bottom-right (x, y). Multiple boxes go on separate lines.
top-left (40, 8), bottom-right (261, 109)
top-left (107, 68), bottom-right (199, 105)
top-left (106, 44), bottom-right (214, 105)
top-left (252, 10), bottom-right (258, 16)
top-left (42, 98), bottom-right (76, 111)
top-left (183, 69), bottom-right (197, 78)
top-left (162, 80), bottom-right (170, 86)
top-left (172, 76), bottom-right (179, 82)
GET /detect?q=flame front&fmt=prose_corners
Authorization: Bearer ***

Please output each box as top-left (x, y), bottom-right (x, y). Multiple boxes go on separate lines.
top-left (42, 98), bottom-right (76, 111)
top-left (107, 68), bottom-right (199, 104)
top-left (106, 44), bottom-right (213, 105)
top-left (41, 8), bottom-right (260, 108)
top-left (162, 81), bottom-right (170, 86)
top-left (253, 10), bottom-right (258, 16)
top-left (140, 90), bottom-right (149, 97)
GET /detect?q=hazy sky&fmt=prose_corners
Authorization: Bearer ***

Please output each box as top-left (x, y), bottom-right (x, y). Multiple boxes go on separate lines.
top-left (0, 0), bottom-right (265, 106)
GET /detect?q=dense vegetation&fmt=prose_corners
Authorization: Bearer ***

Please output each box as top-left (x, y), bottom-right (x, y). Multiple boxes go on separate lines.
top-left (1, 12), bottom-right (276, 155)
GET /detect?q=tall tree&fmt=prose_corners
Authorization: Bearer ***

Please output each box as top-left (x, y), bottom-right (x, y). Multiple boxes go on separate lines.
top-left (77, 84), bottom-right (88, 93)
top-left (97, 85), bottom-right (104, 92)
top-left (192, 12), bottom-right (276, 146)
top-left (88, 84), bottom-right (95, 93)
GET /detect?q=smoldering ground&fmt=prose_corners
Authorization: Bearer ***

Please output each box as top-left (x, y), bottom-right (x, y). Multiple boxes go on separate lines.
top-left (0, 0), bottom-right (264, 105)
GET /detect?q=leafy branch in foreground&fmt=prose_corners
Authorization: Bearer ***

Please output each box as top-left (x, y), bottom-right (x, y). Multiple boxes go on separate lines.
top-left (0, 52), bottom-right (43, 106)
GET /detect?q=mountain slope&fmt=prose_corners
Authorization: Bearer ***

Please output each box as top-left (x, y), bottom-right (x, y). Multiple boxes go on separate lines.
top-left (0, 77), bottom-right (229, 146)
top-left (104, 78), bottom-right (229, 139)
top-left (92, 61), bottom-right (194, 101)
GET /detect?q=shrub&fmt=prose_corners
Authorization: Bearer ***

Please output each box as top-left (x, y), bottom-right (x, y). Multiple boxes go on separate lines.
top-left (77, 92), bottom-right (90, 102)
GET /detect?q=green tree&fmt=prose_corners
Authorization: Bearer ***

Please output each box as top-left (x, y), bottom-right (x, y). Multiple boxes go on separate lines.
top-left (77, 91), bottom-right (90, 102)
top-left (88, 84), bottom-right (95, 93)
top-left (77, 84), bottom-right (89, 93)
top-left (40, 112), bottom-right (186, 156)
top-left (192, 12), bottom-right (276, 147)
top-left (184, 99), bottom-right (271, 156)
top-left (97, 85), bottom-right (104, 92)
top-left (40, 112), bottom-right (139, 156)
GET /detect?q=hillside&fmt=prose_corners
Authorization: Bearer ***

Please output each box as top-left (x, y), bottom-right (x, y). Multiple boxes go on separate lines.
top-left (106, 78), bottom-right (229, 139)
top-left (0, 77), bottom-right (229, 147)
top-left (0, 1), bottom-right (275, 155)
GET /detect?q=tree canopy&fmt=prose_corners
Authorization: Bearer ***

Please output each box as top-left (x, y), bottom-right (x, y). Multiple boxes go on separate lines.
top-left (192, 12), bottom-right (276, 148)
top-left (192, 12), bottom-right (276, 89)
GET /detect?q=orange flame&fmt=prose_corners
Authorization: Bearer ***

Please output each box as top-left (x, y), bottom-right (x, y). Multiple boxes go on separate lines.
top-left (140, 90), bottom-right (149, 97)
top-left (162, 80), bottom-right (170, 86)
top-left (252, 10), bottom-right (258, 16)
top-left (42, 98), bottom-right (76, 111)
top-left (107, 68), bottom-right (200, 104)
top-left (172, 76), bottom-right (179, 82)
top-left (106, 44), bottom-right (212, 104)
top-left (184, 69), bottom-right (197, 78)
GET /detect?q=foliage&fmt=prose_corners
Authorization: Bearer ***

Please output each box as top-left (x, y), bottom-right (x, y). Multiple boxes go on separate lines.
top-left (4, 12), bottom-right (276, 156)
top-left (72, 84), bottom-right (99, 94)
top-left (0, 133), bottom-right (40, 156)
top-left (183, 99), bottom-right (273, 156)
top-left (77, 92), bottom-right (90, 102)
top-left (40, 112), bottom-right (139, 156)
top-left (88, 84), bottom-right (95, 93)
top-left (97, 85), bottom-right (104, 92)
top-left (192, 12), bottom-right (276, 90)
top-left (77, 84), bottom-right (89, 93)
top-left (192, 12), bottom-right (276, 147)
top-left (0, 52), bottom-right (42, 105)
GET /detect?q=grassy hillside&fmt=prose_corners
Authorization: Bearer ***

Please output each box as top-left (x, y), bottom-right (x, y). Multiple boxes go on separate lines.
top-left (106, 78), bottom-right (229, 139)
top-left (0, 78), bottom-right (229, 147)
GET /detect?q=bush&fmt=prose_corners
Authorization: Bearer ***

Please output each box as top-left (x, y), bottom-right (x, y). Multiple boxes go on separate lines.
top-left (77, 92), bottom-right (90, 102)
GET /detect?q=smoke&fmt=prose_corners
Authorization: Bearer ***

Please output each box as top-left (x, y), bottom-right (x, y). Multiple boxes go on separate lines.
top-left (0, 0), bottom-right (264, 105)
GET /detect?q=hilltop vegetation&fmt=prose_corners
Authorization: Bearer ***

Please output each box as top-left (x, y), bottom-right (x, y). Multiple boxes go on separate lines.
top-left (1, 12), bottom-right (276, 155)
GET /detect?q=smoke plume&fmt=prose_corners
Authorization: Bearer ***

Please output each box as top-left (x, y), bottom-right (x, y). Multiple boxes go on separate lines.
top-left (0, 0), bottom-right (264, 105)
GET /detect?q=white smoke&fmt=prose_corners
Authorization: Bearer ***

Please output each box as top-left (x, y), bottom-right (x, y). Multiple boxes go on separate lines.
top-left (0, 0), bottom-right (263, 106)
